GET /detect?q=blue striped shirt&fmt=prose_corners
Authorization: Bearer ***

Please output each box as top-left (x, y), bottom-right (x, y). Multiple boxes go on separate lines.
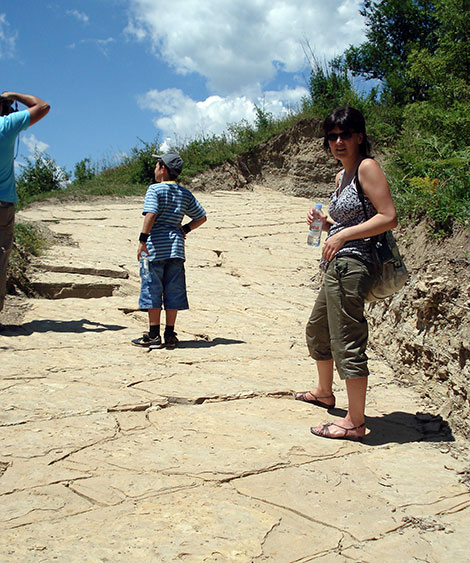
top-left (142, 181), bottom-right (206, 261)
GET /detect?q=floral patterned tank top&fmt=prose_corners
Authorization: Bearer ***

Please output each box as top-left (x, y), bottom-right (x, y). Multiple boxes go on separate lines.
top-left (320, 170), bottom-right (377, 271)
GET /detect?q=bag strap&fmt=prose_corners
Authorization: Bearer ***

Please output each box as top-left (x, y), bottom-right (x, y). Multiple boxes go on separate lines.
top-left (354, 168), bottom-right (369, 222)
top-left (354, 168), bottom-right (385, 251)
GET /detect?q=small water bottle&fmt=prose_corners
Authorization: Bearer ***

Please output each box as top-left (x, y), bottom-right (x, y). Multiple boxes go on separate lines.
top-left (141, 252), bottom-right (150, 278)
top-left (307, 203), bottom-right (323, 247)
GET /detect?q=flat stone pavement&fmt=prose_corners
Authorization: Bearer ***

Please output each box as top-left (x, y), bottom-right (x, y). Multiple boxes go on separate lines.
top-left (1, 187), bottom-right (469, 562)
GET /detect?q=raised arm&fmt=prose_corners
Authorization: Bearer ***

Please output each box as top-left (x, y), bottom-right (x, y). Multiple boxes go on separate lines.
top-left (1, 91), bottom-right (50, 125)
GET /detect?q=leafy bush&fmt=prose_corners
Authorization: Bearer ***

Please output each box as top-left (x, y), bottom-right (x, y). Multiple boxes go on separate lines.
top-left (307, 55), bottom-right (361, 116)
top-left (74, 158), bottom-right (98, 184)
top-left (16, 152), bottom-right (70, 207)
top-left (14, 223), bottom-right (47, 256)
top-left (7, 222), bottom-right (48, 296)
top-left (122, 139), bottom-right (159, 185)
top-left (387, 136), bottom-right (470, 233)
top-left (178, 134), bottom-right (234, 180)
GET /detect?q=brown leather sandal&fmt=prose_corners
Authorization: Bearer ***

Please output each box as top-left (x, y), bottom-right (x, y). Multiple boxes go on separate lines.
top-left (294, 391), bottom-right (335, 409)
top-left (310, 422), bottom-right (366, 441)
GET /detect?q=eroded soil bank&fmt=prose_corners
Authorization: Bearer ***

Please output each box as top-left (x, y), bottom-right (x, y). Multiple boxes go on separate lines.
top-left (367, 222), bottom-right (470, 437)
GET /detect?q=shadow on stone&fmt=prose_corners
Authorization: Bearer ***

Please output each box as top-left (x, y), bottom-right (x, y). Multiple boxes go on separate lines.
top-left (366, 411), bottom-right (454, 445)
top-left (178, 337), bottom-right (245, 349)
top-left (0, 318), bottom-right (126, 336)
top-left (326, 408), bottom-right (454, 445)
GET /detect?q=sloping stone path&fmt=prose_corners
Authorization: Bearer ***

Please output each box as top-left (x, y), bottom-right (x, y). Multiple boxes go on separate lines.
top-left (1, 187), bottom-right (469, 561)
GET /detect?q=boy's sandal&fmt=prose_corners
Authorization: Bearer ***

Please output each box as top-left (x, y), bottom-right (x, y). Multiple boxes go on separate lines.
top-left (310, 422), bottom-right (366, 441)
top-left (294, 391), bottom-right (335, 409)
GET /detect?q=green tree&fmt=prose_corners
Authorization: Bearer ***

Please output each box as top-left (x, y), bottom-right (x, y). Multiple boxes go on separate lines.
top-left (404, 0), bottom-right (470, 144)
top-left (310, 59), bottom-right (354, 110)
top-left (254, 106), bottom-right (274, 134)
top-left (388, 0), bottom-right (470, 231)
top-left (344, 0), bottom-right (439, 104)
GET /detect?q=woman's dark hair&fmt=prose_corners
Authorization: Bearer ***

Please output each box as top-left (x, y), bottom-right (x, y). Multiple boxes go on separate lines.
top-left (322, 107), bottom-right (371, 157)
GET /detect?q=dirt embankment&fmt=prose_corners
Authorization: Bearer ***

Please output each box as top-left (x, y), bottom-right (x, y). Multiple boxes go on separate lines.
top-left (188, 118), bottom-right (470, 437)
top-left (189, 118), bottom-right (338, 198)
top-left (368, 223), bottom-right (470, 437)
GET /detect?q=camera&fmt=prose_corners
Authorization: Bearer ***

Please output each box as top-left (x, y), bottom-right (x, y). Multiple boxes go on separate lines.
top-left (0, 97), bottom-right (17, 116)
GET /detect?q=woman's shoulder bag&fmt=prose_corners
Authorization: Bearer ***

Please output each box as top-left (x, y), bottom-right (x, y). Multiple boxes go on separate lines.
top-left (355, 170), bottom-right (409, 303)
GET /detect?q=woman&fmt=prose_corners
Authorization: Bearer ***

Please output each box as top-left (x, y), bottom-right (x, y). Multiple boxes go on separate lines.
top-left (296, 107), bottom-right (397, 440)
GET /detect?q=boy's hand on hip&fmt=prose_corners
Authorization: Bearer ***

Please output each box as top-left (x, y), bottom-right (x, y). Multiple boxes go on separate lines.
top-left (137, 242), bottom-right (148, 261)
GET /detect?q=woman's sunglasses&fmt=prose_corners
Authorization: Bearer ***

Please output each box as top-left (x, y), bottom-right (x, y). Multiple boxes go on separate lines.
top-left (326, 131), bottom-right (354, 142)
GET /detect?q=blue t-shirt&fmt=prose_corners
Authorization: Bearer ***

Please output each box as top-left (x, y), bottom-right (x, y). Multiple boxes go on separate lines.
top-left (142, 181), bottom-right (206, 261)
top-left (0, 109), bottom-right (30, 202)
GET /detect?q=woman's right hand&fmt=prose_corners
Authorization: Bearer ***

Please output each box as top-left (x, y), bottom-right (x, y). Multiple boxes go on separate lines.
top-left (306, 208), bottom-right (328, 230)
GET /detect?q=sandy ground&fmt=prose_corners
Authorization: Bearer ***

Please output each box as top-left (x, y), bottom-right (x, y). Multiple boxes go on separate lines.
top-left (1, 187), bottom-right (469, 562)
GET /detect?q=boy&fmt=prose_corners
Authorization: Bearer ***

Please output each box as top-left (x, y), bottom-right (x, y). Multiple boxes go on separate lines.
top-left (132, 152), bottom-right (207, 349)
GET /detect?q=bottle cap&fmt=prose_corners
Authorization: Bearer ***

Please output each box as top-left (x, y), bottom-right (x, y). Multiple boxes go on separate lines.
top-left (315, 203), bottom-right (322, 209)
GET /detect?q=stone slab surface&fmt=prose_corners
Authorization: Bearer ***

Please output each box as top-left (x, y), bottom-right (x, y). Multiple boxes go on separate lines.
top-left (1, 189), bottom-right (469, 562)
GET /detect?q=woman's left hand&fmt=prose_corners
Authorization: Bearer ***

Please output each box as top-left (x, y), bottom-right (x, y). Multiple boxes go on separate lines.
top-left (322, 231), bottom-right (346, 262)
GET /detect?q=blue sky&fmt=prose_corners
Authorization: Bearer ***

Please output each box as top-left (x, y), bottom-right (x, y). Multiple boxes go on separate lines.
top-left (1, 1), bottom-right (366, 177)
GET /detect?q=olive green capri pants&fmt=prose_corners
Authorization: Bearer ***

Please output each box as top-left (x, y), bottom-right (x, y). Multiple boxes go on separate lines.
top-left (306, 255), bottom-right (376, 380)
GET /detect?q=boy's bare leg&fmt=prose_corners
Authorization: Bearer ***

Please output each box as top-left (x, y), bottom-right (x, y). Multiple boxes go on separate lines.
top-left (165, 309), bottom-right (177, 327)
top-left (148, 308), bottom-right (162, 326)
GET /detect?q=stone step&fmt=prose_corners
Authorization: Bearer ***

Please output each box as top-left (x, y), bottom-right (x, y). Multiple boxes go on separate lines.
top-left (31, 257), bottom-right (129, 279)
top-left (30, 271), bottom-right (122, 299)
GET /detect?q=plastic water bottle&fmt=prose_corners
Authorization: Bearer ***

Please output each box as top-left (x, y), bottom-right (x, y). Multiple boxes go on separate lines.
top-left (141, 252), bottom-right (150, 278)
top-left (307, 203), bottom-right (323, 247)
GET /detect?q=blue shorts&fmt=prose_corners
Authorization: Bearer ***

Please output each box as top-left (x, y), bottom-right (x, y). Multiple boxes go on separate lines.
top-left (139, 258), bottom-right (189, 310)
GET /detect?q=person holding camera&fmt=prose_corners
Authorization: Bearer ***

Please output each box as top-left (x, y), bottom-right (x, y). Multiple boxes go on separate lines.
top-left (0, 91), bottom-right (50, 319)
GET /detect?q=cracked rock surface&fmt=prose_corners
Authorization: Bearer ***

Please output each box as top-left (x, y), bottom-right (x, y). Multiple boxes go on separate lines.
top-left (1, 188), bottom-right (469, 562)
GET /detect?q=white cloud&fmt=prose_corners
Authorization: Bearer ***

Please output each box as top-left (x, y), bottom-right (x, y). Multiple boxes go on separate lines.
top-left (127, 0), bottom-right (365, 94)
top-left (73, 37), bottom-right (115, 56)
top-left (67, 10), bottom-right (89, 24)
top-left (22, 134), bottom-right (50, 155)
top-left (138, 86), bottom-right (308, 144)
top-left (129, 1), bottom-right (365, 147)
top-left (0, 13), bottom-right (17, 59)
top-left (95, 38), bottom-right (115, 51)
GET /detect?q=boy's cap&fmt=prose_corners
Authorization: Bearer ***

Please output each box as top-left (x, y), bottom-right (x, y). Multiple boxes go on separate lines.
top-left (153, 152), bottom-right (184, 176)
